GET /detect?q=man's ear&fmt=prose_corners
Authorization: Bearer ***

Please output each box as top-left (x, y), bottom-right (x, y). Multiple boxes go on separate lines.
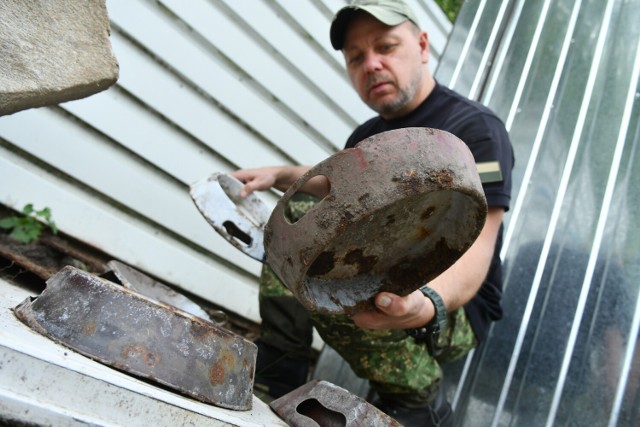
top-left (420, 31), bottom-right (430, 63)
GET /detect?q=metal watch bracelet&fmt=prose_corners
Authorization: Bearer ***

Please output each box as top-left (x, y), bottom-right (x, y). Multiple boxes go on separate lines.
top-left (406, 285), bottom-right (447, 356)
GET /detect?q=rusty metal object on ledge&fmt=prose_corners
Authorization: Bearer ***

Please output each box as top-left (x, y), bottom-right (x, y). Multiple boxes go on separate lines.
top-left (105, 260), bottom-right (219, 324)
top-left (265, 128), bottom-right (488, 315)
top-left (270, 380), bottom-right (401, 426)
top-left (13, 266), bottom-right (257, 411)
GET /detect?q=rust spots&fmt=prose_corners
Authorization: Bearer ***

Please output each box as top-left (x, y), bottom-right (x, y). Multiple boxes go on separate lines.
top-left (344, 249), bottom-right (378, 274)
top-left (429, 170), bottom-right (453, 188)
top-left (121, 344), bottom-right (160, 368)
top-left (209, 351), bottom-right (235, 385)
top-left (112, 361), bottom-right (127, 370)
top-left (84, 322), bottom-right (96, 335)
top-left (145, 352), bottom-right (159, 367)
top-left (332, 209), bottom-right (355, 235)
top-left (307, 251), bottom-right (335, 276)
top-left (315, 211), bottom-right (333, 230)
top-left (393, 169), bottom-right (455, 194)
top-left (242, 357), bottom-right (254, 381)
top-left (209, 364), bottom-right (225, 385)
top-left (341, 210), bottom-right (355, 222)
top-left (191, 322), bottom-right (212, 339)
top-left (417, 227), bottom-right (431, 240)
top-left (335, 219), bottom-right (349, 234)
top-left (387, 258), bottom-right (426, 287)
top-left (392, 172), bottom-right (423, 195)
top-left (387, 238), bottom-right (463, 288)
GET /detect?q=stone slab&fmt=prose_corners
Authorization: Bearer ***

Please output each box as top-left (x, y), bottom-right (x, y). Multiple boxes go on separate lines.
top-left (0, 0), bottom-right (118, 116)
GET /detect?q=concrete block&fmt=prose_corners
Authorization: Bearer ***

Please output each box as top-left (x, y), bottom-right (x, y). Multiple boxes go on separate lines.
top-left (0, 0), bottom-right (119, 116)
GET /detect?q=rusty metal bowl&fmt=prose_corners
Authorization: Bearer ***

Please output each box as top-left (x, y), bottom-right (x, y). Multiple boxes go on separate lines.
top-left (264, 128), bottom-right (487, 315)
top-left (14, 266), bottom-right (257, 410)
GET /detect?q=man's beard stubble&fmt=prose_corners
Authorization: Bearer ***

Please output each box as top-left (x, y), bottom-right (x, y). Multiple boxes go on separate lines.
top-left (366, 70), bottom-right (423, 118)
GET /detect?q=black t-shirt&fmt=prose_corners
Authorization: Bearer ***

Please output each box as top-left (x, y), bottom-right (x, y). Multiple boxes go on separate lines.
top-left (344, 82), bottom-right (515, 341)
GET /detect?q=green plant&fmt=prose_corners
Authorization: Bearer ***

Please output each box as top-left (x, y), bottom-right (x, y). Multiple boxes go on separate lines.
top-left (0, 204), bottom-right (58, 244)
top-left (435, 0), bottom-right (464, 22)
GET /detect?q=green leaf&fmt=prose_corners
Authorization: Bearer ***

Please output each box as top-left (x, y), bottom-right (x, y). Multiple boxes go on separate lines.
top-left (36, 207), bottom-right (52, 221)
top-left (22, 204), bottom-right (34, 216)
top-left (11, 222), bottom-right (42, 244)
top-left (2, 204), bottom-right (58, 243)
top-left (0, 217), bottom-right (19, 229)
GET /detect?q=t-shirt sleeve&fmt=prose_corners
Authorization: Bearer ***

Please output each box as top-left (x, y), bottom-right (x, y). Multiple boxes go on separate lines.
top-left (460, 114), bottom-right (514, 211)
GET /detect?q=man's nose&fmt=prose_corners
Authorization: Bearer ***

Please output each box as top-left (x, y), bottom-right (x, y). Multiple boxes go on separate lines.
top-left (363, 53), bottom-right (383, 73)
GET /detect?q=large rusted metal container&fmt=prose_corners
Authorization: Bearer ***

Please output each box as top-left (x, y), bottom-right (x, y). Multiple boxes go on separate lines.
top-left (264, 128), bottom-right (487, 315)
top-left (13, 266), bottom-right (257, 410)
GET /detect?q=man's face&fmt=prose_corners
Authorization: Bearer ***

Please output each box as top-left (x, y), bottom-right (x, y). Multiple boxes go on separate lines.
top-left (342, 13), bottom-right (429, 119)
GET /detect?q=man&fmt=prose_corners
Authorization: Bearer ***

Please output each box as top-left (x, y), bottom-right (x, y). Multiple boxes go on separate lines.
top-left (232, 1), bottom-right (514, 425)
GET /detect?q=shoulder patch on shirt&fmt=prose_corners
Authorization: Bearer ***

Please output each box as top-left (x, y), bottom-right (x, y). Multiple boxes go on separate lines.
top-left (476, 161), bottom-right (503, 184)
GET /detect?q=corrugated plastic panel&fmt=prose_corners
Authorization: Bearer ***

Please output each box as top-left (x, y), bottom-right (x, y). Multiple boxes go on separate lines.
top-left (437, 0), bottom-right (640, 425)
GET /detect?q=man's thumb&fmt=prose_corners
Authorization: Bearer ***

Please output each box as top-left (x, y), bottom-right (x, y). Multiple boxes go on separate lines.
top-left (375, 293), bottom-right (393, 310)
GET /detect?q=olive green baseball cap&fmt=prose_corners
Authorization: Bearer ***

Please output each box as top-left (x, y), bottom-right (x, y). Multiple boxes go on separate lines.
top-left (330, 0), bottom-right (420, 50)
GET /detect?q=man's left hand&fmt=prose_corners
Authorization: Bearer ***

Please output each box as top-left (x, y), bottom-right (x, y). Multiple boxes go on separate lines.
top-left (351, 289), bottom-right (434, 330)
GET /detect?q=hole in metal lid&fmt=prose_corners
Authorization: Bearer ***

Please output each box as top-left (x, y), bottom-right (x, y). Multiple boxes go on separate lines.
top-left (222, 221), bottom-right (252, 246)
top-left (296, 398), bottom-right (347, 427)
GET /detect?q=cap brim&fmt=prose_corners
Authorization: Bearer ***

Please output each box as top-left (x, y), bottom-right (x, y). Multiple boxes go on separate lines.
top-left (330, 6), bottom-right (408, 50)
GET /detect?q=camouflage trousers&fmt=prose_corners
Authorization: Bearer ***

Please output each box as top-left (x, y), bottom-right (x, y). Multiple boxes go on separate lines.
top-left (259, 194), bottom-right (477, 406)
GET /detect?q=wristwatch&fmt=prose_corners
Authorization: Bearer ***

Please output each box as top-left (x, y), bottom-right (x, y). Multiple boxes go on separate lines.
top-left (406, 285), bottom-right (447, 356)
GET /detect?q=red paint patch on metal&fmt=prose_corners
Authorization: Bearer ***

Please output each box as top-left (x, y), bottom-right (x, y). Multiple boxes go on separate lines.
top-left (353, 146), bottom-right (368, 169)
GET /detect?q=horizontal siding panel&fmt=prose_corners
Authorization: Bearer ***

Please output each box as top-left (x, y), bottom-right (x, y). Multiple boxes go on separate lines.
top-left (160, 0), bottom-right (355, 150)
top-left (108, 31), bottom-right (291, 170)
top-left (274, 0), bottom-right (346, 64)
top-left (107, 0), bottom-right (332, 166)
top-left (61, 87), bottom-right (233, 186)
top-left (219, 0), bottom-right (371, 130)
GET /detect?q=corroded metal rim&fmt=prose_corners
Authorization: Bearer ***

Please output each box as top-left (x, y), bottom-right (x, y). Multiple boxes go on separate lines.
top-left (265, 128), bottom-right (487, 315)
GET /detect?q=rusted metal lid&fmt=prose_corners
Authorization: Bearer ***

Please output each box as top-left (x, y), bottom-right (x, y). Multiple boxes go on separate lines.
top-left (190, 172), bottom-right (270, 262)
top-left (264, 128), bottom-right (487, 315)
top-left (13, 266), bottom-right (257, 410)
top-left (270, 380), bottom-right (401, 426)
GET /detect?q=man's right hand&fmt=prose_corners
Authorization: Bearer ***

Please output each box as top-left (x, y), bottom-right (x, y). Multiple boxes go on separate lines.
top-left (230, 165), bottom-right (328, 198)
top-left (230, 167), bottom-right (283, 197)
